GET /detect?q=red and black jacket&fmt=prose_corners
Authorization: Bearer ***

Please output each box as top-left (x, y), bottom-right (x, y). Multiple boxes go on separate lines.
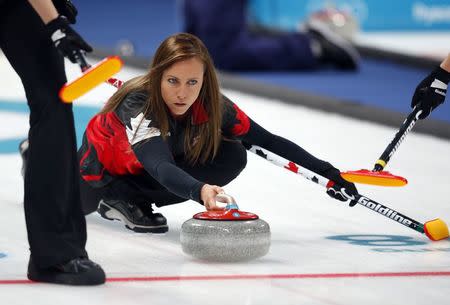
top-left (79, 91), bottom-right (332, 203)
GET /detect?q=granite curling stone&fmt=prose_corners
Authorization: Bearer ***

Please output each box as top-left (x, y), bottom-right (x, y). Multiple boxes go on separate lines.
top-left (180, 194), bottom-right (270, 262)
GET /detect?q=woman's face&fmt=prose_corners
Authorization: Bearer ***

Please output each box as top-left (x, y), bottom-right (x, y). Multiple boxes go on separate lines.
top-left (161, 57), bottom-right (204, 117)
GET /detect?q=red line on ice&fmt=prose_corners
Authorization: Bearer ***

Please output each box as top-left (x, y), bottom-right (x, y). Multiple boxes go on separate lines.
top-left (1, 271), bottom-right (450, 285)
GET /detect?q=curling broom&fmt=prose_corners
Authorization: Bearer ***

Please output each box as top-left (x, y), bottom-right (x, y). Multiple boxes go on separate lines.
top-left (59, 50), bottom-right (123, 103)
top-left (247, 144), bottom-right (448, 241)
top-left (341, 106), bottom-right (424, 187)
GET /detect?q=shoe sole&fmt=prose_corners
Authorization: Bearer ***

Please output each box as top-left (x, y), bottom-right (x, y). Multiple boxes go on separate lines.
top-left (28, 269), bottom-right (105, 286)
top-left (306, 19), bottom-right (360, 68)
top-left (98, 201), bottom-right (168, 234)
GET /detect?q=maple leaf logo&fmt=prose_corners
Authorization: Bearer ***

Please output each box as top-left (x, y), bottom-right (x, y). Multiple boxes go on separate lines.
top-left (126, 113), bottom-right (161, 145)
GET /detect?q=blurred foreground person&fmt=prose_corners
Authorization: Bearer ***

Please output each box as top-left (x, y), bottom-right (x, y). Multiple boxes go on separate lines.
top-left (1, 0), bottom-right (105, 285)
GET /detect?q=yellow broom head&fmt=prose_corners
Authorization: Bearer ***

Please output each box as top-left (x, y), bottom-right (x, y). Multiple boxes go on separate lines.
top-left (341, 169), bottom-right (407, 187)
top-left (424, 219), bottom-right (449, 241)
top-left (59, 56), bottom-right (123, 103)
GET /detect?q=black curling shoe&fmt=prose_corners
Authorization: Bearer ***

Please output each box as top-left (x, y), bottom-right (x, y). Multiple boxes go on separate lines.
top-left (98, 199), bottom-right (168, 233)
top-left (27, 256), bottom-right (106, 285)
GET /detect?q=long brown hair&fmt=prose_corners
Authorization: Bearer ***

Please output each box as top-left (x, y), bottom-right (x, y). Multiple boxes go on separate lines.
top-left (100, 33), bottom-right (222, 164)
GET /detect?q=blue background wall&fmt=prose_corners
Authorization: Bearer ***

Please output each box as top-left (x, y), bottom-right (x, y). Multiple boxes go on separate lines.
top-left (249, 0), bottom-right (450, 32)
top-left (73, 0), bottom-right (450, 58)
top-left (74, 0), bottom-right (180, 57)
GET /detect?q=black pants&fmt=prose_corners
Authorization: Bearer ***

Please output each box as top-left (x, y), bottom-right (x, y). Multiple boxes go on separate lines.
top-left (0, 1), bottom-right (87, 268)
top-left (81, 140), bottom-right (247, 214)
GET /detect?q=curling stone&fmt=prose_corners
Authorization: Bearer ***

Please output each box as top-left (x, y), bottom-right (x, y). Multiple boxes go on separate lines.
top-left (180, 194), bottom-right (270, 262)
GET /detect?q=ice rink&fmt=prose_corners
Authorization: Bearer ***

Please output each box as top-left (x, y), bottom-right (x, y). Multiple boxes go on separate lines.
top-left (0, 53), bottom-right (449, 305)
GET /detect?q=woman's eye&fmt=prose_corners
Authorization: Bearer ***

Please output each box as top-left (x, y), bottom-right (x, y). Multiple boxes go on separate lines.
top-left (168, 78), bottom-right (177, 84)
top-left (188, 80), bottom-right (198, 85)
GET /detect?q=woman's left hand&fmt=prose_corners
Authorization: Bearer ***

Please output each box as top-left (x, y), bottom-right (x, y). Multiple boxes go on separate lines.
top-left (322, 167), bottom-right (359, 207)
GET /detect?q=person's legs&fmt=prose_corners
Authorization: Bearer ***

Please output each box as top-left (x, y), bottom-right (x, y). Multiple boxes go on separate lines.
top-left (100, 139), bottom-right (247, 206)
top-left (93, 174), bottom-right (172, 233)
top-left (184, 0), bottom-right (358, 71)
top-left (184, 0), bottom-right (318, 71)
top-left (0, 1), bottom-right (104, 285)
top-left (93, 140), bottom-right (247, 232)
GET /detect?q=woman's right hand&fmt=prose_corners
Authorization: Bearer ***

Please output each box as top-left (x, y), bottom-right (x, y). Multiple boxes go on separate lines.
top-left (201, 184), bottom-right (225, 210)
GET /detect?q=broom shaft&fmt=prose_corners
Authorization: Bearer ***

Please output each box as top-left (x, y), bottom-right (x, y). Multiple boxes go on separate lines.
top-left (373, 107), bottom-right (422, 171)
top-left (247, 145), bottom-right (425, 234)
